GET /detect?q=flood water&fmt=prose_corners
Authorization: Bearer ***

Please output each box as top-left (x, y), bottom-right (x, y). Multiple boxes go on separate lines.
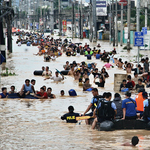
top-left (1, 35), bottom-right (150, 149)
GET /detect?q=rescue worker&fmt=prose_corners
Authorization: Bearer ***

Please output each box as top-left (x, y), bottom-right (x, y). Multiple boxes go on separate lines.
top-left (143, 92), bottom-right (150, 121)
top-left (91, 92), bottom-right (117, 129)
top-left (61, 106), bottom-right (80, 123)
top-left (83, 88), bottom-right (100, 124)
top-left (135, 88), bottom-right (145, 117)
top-left (113, 93), bottom-right (123, 119)
top-left (122, 91), bottom-right (137, 120)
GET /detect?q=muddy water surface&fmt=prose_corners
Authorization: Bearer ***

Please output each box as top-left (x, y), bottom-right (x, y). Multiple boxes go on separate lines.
top-left (1, 36), bottom-right (150, 149)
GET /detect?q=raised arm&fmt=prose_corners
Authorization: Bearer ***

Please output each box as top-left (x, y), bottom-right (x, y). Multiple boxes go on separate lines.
top-left (83, 103), bottom-right (93, 116)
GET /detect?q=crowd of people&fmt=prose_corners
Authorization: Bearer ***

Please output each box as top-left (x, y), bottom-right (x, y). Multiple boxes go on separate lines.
top-left (0, 79), bottom-right (65, 99)
top-left (63, 60), bottom-right (109, 90)
top-left (8, 32), bottom-right (150, 140)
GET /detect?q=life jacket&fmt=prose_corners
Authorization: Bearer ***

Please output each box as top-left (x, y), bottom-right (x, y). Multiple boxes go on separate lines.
top-left (91, 97), bottom-right (99, 112)
top-left (96, 99), bottom-right (115, 120)
top-left (143, 99), bottom-right (150, 119)
top-left (135, 92), bottom-right (145, 111)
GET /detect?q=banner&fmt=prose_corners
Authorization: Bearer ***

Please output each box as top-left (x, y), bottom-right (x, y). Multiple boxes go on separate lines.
top-left (62, 20), bottom-right (67, 32)
top-left (96, 0), bottom-right (107, 16)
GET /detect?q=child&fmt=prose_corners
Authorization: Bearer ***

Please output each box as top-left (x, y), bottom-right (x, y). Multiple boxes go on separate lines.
top-left (121, 136), bottom-right (139, 147)
top-left (60, 90), bottom-right (65, 96)
top-left (103, 59), bottom-right (113, 69)
top-left (78, 78), bottom-right (83, 86)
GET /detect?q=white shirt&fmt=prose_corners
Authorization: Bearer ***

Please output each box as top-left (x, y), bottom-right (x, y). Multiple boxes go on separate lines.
top-left (51, 56), bottom-right (57, 60)
top-left (51, 76), bottom-right (63, 81)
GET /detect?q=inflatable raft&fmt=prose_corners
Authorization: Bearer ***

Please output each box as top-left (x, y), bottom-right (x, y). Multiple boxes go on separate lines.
top-left (33, 70), bottom-right (69, 76)
top-left (89, 119), bottom-right (150, 131)
top-left (8, 93), bottom-right (38, 99)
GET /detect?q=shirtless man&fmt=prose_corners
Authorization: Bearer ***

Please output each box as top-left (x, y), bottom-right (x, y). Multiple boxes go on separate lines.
top-left (121, 136), bottom-right (139, 147)
top-left (74, 70), bottom-right (81, 80)
top-left (83, 70), bottom-right (89, 80)
top-left (117, 58), bottom-right (123, 69)
top-left (68, 66), bottom-right (74, 76)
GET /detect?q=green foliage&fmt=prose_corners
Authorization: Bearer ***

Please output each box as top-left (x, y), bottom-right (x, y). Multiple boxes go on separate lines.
top-left (1, 68), bottom-right (17, 77)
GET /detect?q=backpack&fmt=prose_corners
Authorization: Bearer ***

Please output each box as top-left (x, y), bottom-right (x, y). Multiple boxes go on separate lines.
top-left (143, 99), bottom-right (150, 119)
top-left (68, 89), bottom-right (77, 96)
top-left (96, 100), bottom-right (115, 120)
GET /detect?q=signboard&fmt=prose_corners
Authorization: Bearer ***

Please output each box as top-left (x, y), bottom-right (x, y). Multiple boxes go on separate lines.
top-left (118, 0), bottom-right (127, 6)
top-left (96, 1), bottom-right (107, 16)
top-left (62, 20), bottom-right (67, 32)
top-left (134, 32), bottom-right (144, 46)
top-left (140, 30), bottom-right (150, 50)
top-left (142, 27), bottom-right (147, 35)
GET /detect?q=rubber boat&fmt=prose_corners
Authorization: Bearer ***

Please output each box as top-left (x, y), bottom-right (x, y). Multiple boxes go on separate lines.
top-left (33, 70), bottom-right (69, 76)
top-left (89, 118), bottom-right (150, 131)
top-left (8, 93), bottom-right (38, 99)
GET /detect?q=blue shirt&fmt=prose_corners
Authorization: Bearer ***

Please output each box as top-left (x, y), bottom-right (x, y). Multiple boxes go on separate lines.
top-left (143, 99), bottom-right (150, 120)
top-left (97, 100), bottom-right (117, 110)
top-left (24, 84), bottom-right (33, 93)
top-left (91, 97), bottom-right (98, 104)
top-left (96, 54), bottom-right (100, 59)
top-left (87, 54), bottom-right (92, 60)
top-left (0, 93), bottom-right (9, 98)
top-left (122, 98), bottom-right (137, 117)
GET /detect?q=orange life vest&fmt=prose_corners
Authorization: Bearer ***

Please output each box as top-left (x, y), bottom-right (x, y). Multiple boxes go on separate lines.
top-left (135, 92), bottom-right (145, 111)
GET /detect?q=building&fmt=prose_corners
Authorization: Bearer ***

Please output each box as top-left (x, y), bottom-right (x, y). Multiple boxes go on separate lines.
top-left (61, 0), bottom-right (72, 8)
top-left (140, 0), bottom-right (150, 7)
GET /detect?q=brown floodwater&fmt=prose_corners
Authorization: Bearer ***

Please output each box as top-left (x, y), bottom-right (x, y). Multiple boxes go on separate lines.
top-left (0, 35), bottom-right (150, 149)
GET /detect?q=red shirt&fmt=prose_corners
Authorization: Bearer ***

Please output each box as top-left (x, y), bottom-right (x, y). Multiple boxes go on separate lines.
top-left (37, 92), bottom-right (48, 99)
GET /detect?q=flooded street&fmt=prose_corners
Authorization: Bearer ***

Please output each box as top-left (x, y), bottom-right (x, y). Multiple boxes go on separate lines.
top-left (1, 35), bottom-right (150, 150)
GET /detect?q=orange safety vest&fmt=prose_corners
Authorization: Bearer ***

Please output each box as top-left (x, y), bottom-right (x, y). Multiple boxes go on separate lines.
top-left (135, 92), bottom-right (145, 111)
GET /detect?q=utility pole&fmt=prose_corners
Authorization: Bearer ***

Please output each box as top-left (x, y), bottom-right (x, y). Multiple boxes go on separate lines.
top-left (78, 1), bottom-right (80, 38)
top-left (145, 1), bottom-right (147, 27)
top-left (109, 3), bottom-right (111, 45)
top-left (93, 0), bottom-right (97, 42)
top-left (58, 0), bottom-right (62, 36)
top-left (7, 0), bottom-right (12, 53)
top-left (39, 1), bottom-right (42, 31)
top-left (120, 2), bottom-right (123, 46)
top-left (115, 0), bottom-right (118, 46)
top-left (127, 0), bottom-right (131, 50)
top-left (112, 0), bottom-right (115, 46)
top-left (0, 7), bottom-right (6, 62)
top-left (50, 0), bottom-right (54, 31)
top-left (137, 0), bottom-right (140, 71)
top-left (80, 0), bottom-right (83, 39)
top-left (74, 1), bottom-right (76, 38)
top-left (89, 0), bottom-right (93, 42)
top-left (72, 1), bottom-right (74, 39)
